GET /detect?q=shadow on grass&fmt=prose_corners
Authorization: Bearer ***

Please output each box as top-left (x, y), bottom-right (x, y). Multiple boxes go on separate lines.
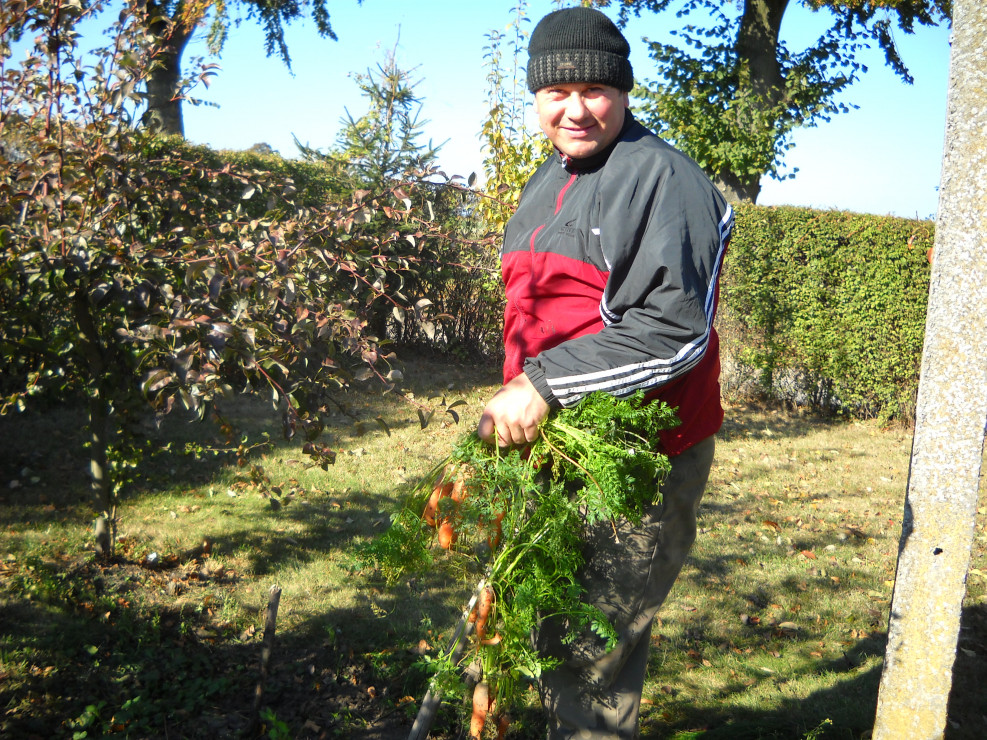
top-left (0, 393), bottom-right (476, 738)
top-left (0, 402), bottom-right (243, 536)
top-left (946, 601), bottom-right (987, 740)
top-left (718, 406), bottom-right (847, 446)
top-left (1, 563), bottom-right (981, 740)
top-left (0, 549), bottom-right (475, 739)
top-left (632, 597), bottom-right (987, 740)
top-left (630, 587), bottom-right (987, 740)
top-left (5, 509), bottom-right (977, 740)
top-left (637, 638), bottom-right (885, 740)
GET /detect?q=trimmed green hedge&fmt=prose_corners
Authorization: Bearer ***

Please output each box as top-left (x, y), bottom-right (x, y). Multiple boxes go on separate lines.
top-left (139, 137), bottom-right (351, 213)
top-left (720, 205), bottom-right (934, 422)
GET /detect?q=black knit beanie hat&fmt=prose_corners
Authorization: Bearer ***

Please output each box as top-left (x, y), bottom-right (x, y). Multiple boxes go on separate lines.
top-left (527, 7), bottom-right (633, 93)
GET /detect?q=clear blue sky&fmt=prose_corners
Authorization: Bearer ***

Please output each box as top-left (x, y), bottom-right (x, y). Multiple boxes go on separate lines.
top-left (177, 1), bottom-right (951, 219)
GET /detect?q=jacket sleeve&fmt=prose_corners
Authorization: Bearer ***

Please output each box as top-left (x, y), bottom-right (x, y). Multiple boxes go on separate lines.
top-left (524, 149), bottom-right (733, 408)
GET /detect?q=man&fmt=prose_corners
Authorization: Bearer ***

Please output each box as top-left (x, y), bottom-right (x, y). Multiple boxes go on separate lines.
top-left (476, 6), bottom-right (733, 739)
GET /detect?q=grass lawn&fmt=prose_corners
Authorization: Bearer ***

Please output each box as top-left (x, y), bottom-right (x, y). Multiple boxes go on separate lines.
top-left (1, 356), bottom-right (984, 739)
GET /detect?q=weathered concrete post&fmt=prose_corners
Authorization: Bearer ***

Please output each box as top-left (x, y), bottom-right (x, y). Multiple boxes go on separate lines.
top-left (872, 3), bottom-right (987, 738)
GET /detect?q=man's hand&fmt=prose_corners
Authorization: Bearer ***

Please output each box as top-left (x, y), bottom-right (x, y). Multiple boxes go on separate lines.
top-left (477, 373), bottom-right (550, 447)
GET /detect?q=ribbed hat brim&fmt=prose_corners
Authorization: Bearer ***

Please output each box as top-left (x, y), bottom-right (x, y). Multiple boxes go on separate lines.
top-left (527, 49), bottom-right (633, 92)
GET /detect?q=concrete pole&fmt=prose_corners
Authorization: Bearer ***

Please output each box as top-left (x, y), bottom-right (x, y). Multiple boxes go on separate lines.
top-left (872, 3), bottom-right (987, 738)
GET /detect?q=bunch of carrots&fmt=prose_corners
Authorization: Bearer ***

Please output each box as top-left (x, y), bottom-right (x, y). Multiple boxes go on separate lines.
top-left (365, 392), bottom-right (679, 739)
top-left (422, 466), bottom-right (504, 552)
top-left (423, 467), bottom-right (507, 738)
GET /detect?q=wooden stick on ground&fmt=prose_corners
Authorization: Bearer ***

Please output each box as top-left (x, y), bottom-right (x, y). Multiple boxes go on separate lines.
top-left (407, 577), bottom-right (487, 740)
top-left (249, 585), bottom-right (283, 735)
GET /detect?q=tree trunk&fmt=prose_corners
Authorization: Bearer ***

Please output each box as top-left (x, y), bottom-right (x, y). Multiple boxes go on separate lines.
top-left (714, 171), bottom-right (761, 204)
top-left (73, 285), bottom-right (116, 558)
top-left (716, 0), bottom-right (789, 203)
top-left (142, 5), bottom-right (197, 137)
top-left (144, 40), bottom-right (186, 136)
top-left (736, 0), bottom-right (788, 105)
top-left (872, 0), bottom-right (987, 736)
top-left (88, 391), bottom-right (114, 559)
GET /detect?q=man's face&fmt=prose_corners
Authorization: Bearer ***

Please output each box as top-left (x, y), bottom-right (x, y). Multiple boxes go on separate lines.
top-left (534, 82), bottom-right (629, 160)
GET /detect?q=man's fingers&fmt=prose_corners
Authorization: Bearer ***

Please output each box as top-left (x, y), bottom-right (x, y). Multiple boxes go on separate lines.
top-left (488, 421), bottom-right (530, 448)
top-left (480, 415), bottom-right (541, 447)
top-left (504, 423), bottom-right (540, 447)
top-left (478, 373), bottom-right (549, 447)
top-left (477, 413), bottom-right (495, 443)
top-left (479, 413), bottom-right (518, 448)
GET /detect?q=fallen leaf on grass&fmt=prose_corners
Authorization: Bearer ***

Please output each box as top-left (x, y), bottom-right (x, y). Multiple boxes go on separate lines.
top-left (800, 550), bottom-right (817, 559)
top-left (763, 520), bottom-right (780, 530)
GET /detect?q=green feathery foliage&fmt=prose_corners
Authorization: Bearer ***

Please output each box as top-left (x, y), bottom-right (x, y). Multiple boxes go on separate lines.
top-left (362, 391), bottom-right (679, 723)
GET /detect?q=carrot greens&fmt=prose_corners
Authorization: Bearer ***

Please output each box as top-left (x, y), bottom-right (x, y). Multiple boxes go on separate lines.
top-left (362, 391), bottom-right (679, 731)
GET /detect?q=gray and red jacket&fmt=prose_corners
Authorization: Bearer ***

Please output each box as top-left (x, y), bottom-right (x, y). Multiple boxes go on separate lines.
top-left (501, 112), bottom-right (733, 456)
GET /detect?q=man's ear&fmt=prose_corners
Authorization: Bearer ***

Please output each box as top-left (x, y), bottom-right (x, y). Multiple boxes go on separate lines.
top-left (622, 92), bottom-right (630, 107)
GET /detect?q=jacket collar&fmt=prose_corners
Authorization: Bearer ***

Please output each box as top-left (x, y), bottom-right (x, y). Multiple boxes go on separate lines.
top-left (556, 109), bottom-right (635, 173)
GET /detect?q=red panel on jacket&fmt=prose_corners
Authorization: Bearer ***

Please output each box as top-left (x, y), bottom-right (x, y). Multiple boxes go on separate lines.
top-left (501, 249), bottom-right (608, 382)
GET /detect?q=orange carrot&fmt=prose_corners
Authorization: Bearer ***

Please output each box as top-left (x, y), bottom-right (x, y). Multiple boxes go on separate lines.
top-left (437, 520), bottom-right (457, 549)
top-left (422, 486), bottom-right (441, 526)
top-left (470, 680), bottom-right (490, 739)
top-left (422, 480), bottom-right (453, 526)
top-left (495, 713), bottom-right (510, 740)
top-left (475, 585), bottom-right (494, 639)
top-left (450, 477), bottom-right (467, 503)
top-left (486, 511), bottom-right (505, 549)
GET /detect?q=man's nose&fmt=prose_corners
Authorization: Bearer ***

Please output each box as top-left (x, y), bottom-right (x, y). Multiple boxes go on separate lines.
top-left (564, 93), bottom-right (589, 119)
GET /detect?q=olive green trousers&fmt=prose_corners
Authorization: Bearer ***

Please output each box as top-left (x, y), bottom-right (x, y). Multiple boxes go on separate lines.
top-left (536, 435), bottom-right (716, 739)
